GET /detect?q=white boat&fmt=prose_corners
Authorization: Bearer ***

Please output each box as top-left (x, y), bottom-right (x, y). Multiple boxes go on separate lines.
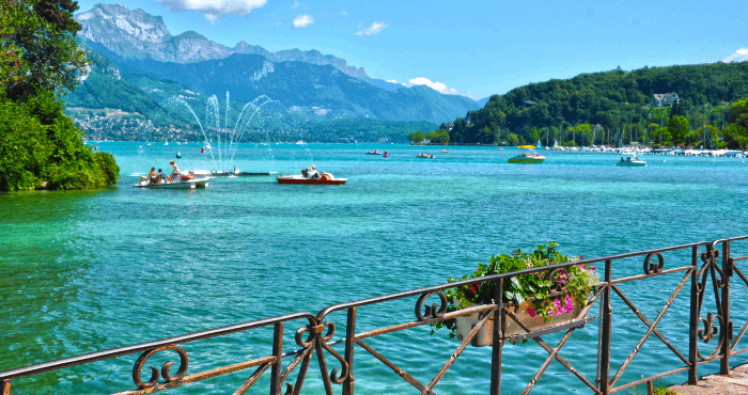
top-left (205, 143), bottom-right (212, 149)
top-left (296, 140), bottom-right (307, 145)
top-left (508, 145), bottom-right (545, 163)
top-left (134, 177), bottom-right (210, 189)
top-left (616, 154), bottom-right (646, 167)
top-left (164, 140), bottom-right (169, 146)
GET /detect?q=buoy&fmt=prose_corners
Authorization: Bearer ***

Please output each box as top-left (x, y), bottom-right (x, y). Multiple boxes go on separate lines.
top-left (383, 151), bottom-right (388, 158)
top-left (201, 147), bottom-right (205, 153)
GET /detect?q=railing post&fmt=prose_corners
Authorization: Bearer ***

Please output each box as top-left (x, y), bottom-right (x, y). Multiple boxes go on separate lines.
top-left (1, 379), bottom-right (11, 395)
top-left (688, 246), bottom-right (699, 384)
top-left (343, 307), bottom-right (357, 395)
top-left (599, 259), bottom-right (612, 395)
top-left (721, 241), bottom-right (732, 375)
top-left (270, 322), bottom-right (284, 395)
top-left (490, 278), bottom-right (504, 395)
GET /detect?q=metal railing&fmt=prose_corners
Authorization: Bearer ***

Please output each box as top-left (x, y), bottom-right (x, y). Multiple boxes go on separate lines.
top-left (2, 235), bottom-right (748, 394)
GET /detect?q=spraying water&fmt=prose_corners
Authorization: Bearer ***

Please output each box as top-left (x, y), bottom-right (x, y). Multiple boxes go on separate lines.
top-left (164, 93), bottom-right (285, 172)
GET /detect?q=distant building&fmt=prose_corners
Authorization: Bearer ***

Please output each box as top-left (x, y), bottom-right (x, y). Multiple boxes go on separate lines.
top-left (652, 93), bottom-right (679, 107)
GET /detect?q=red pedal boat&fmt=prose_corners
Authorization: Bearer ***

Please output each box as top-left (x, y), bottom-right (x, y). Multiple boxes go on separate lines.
top-left (277, 174), bottom-right (347, 185)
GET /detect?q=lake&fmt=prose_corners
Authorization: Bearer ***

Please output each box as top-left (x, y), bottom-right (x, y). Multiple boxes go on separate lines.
top-left (2, 142), bottom-right (748, 394)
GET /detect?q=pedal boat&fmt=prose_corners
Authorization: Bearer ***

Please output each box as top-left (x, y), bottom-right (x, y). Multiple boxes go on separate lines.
top-left (277, 174), bottom-right (346, 185)
top-left (616, 156), bottom-right (647, 167)
top-left (508, 145), bottom-right (545, 163)
top-left (134, 177), bottom-right (210, 189)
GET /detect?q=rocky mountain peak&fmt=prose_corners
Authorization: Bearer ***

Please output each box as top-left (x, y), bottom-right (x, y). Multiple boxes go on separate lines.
top-left (77, 3), bottom-right (172, 44)
top-left (76, 3), bottom-right (367, 77)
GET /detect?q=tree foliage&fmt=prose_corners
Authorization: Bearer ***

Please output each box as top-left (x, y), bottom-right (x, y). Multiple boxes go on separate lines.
top-left (407, 131), bottom-right (425, 143)
top-left (450, 63), bottom-right (748, 147)
top-left (1, 0), bottom-right (89, 100)
top-left (0, 90), bottom-right (118, 191)
top-left (0, 0), bottom-right (118, 191)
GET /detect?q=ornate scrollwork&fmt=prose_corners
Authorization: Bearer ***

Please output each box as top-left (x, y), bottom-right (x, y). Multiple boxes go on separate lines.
top-left (643, 252), bottom-right (664, 275)
top-left (701, 249), bottom-right (719, 263)
top-left (132, 346), bottom-right (188, 389)
top-left (546, 268), bottom-right (568, 293)
top-left (698, 312), bottom-right (721, 343)
top-left (295, 322), bottom-right (335, 347)
top-left (415, 291), bottom-right (448, 321)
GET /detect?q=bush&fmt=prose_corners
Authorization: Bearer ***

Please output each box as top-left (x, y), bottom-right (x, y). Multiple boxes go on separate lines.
top-left (0, 90), bottom-right (119, 192)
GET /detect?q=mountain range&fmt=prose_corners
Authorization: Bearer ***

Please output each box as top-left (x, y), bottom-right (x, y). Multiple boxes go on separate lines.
top-left (67, 3), bottom-right (479, 139)
top-left (76, 3), bottom-right (368, 78)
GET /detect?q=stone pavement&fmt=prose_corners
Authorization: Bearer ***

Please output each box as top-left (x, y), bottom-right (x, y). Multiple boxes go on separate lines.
top-left (668, 364), bottom-right (748, 394)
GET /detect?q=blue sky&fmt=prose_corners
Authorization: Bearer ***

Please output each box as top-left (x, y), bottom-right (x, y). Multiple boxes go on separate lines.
top-left (75, 0), bottom-right (748, 100)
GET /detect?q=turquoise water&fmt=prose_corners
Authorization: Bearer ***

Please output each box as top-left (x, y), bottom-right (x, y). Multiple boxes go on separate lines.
top-left (2, 142), bottom-right (748, 394)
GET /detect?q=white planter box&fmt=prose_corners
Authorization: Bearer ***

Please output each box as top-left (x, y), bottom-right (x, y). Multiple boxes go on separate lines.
top-left (454, 299), bottom-right (585, 347)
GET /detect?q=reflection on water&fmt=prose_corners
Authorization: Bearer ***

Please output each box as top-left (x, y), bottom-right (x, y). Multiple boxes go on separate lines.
top-left (2, 143), bottom-right (748, 394)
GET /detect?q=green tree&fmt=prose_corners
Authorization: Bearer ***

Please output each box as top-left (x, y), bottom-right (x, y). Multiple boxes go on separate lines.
top-left (729, 97), bottom-right (748, 130)
top-left (0, 0), bottom-right (117, 191)
top-left (508, 133), bottom-right (519, 146)
top-left (668, 115), bottom-right (690, 145)
top-left (1, 0), bottom-right (89, 100)
top-left (407, 131), bottom-right (425, 143)
top-left (426, 129), bottom-right (450, 144)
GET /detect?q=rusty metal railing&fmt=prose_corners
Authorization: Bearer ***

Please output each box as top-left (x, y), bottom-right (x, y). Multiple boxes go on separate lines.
top-left (2, 236), bottom-right (748, 394)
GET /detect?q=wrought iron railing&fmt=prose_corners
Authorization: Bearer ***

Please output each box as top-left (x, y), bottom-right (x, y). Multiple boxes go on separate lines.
top-left (2, 236), bottom-right (748, 394)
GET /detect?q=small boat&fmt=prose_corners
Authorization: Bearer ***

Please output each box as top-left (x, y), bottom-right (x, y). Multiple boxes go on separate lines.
top-left (616, 155), bottom-right (647, 167)
top-left (366, 149), bottom-right (382, 155)
top-left (205, 143), bottom-right (212, 149)
top-left (442, 149), bottom-right (449, 153)
top-left (176, 152), bottom-right (182, 158)
top-left (164, 140), bottom-right (169, 146)
top-left (134, 177), bottom-right (210, 189)
top-left (417, 153), bottom-right (435, 159)
top-left (295, 140), bottom-right (307, 145)
top-left (508, 145), bottom-right (545, 163)
top-left (277, 174), bottom-right (346, 185)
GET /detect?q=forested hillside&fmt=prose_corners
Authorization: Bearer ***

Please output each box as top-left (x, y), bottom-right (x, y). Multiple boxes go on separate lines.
top-left (451, 62), bottom-right (748, 147)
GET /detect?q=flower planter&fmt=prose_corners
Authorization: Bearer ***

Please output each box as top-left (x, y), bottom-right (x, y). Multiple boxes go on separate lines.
top-left (454, 298), bottom-right (586, 347)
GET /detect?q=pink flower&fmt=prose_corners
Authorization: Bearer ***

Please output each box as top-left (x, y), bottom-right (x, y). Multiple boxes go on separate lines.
top-left (557, 271), bottom-right (566, 284)
top-left (554, 298), bottom-right (563, 316)
top-left (590, 264), bottom-right (595, 271)
top-left (564, 295), bottom-right (573, 313)
top-left (578, 264), bottom-right (586, 271)
top-left (527, 308), bottom-right (536, 317)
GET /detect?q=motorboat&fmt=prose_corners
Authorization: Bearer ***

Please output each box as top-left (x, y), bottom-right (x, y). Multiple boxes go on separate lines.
top-left (176, 152), bottom-right (182, 158)
top-left (366, 149), bottom-right (382, 155)
top-left (295, 140), bottom-right (307, 145)
top-left (277, 174), bottom-right (346, 185)
top-left (508, 145), bottom-right (545, 163)
top-left (417, 153), bottom-right (435, 159)
top-left (442, 149), bottom-right (449, 153)
top-left (164, 140), bottom-right (169, 146)
top-left (134, 177), bottom-right (210, 189)
top-left (616, 155), bottom-right (646, 167)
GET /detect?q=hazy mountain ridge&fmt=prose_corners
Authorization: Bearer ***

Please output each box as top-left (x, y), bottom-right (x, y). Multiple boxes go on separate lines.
top-left (75, 3), bottom-right (367, 78)
top-left (91, 46), bottom-right (479, 124)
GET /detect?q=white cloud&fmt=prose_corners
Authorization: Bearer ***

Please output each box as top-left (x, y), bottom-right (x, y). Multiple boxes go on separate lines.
top-left (724, 48), bottom-right (748, 63)
top-left (390, 77), bottom-right (474, 98)
top-left (291, 1), bottom-right (299, 9)
top-left (340, 10), bottom-right (347, 16)
top-left (355, 22), bottom-right (387, 36)
top-left (159, 0), bottom-right (267, 21)
top-left (293, 14), bottom-right (313, 28)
